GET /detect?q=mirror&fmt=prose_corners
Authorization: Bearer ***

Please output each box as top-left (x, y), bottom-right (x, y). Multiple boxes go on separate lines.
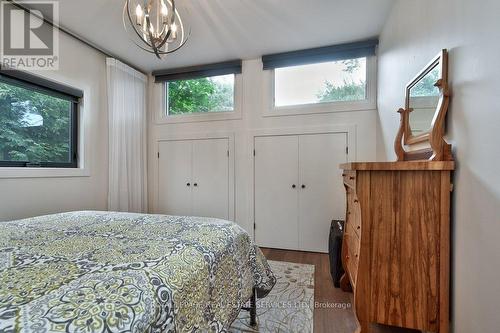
top-left (403, 50), bottom-right (447, 145)
top-left (408, 65), bottom-right (440, 135)
top-left (394, 50), bottom-right (452, 161)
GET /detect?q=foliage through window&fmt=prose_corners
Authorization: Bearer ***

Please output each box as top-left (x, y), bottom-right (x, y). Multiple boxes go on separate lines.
top-left (166, 74), bottom-right (235, 115)
top-left (410, 65), bottom-right (440, 97)
top-left (274, 57), bottom-right (367, 107)
top-left (0, 77), bottom-right (78, 167)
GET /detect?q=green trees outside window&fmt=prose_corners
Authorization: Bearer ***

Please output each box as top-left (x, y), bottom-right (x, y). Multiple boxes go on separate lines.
top-left (275, 57), bottom-right (368, 107)
top-left (166, 58), bottom-right (368, 115)
top-left (167, 74), bottom-right (234, 115)
top-left (316, 59), bottom-right (366, 102)
top-left (0, 81), bottom-right (73, 164)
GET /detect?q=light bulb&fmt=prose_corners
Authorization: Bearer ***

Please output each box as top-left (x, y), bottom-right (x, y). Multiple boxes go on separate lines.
top-left (170, 22), bottom-right (177, 39)
top-left (135, 4), bottom-right (143, 25)
top-left (141, 16), bottom-right (148, 39)
top-left (161, 1), bottom-right (168, 16)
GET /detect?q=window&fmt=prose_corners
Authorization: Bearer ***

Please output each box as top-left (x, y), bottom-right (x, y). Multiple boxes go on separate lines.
top-left (166, 74), bottom-right (235, 115)
top-left (262, 39), bottom-right (378, 113)
top-left (153, 60), bottom-right (242, 120)
top-left (0, 74), bottom-right (79, 168)
top-left (274, 57), bottom-right (367, 107)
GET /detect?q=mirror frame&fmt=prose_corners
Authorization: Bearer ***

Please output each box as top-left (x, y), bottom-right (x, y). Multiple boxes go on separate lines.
top-left (404, 50), bottom-right (447, 145)
top-left (394, 49), bottom-right (452, 161)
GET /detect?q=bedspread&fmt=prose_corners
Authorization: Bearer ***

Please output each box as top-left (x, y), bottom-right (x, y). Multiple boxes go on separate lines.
top-left (0, 211), bottom-right (275, 332)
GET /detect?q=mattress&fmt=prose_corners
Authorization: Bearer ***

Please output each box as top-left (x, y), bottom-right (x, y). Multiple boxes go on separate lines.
top-left (0, 211), bottom-right (275, 332)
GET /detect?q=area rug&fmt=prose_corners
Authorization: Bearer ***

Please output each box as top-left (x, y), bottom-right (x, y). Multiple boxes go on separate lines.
top-left (230, 260), bottom-right (315, 333)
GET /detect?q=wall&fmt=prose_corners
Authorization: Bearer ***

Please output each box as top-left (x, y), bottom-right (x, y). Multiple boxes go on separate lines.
top-left (0, 19), bottom-right (109, 221)
top-left (377, 0), bottom-right (500, 332)
top-left (148, 58), bottom-right (378, 235)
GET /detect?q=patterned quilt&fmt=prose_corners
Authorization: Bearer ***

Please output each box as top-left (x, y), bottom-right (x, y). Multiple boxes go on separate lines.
top-left (0, 211), bottom-right (276, 333)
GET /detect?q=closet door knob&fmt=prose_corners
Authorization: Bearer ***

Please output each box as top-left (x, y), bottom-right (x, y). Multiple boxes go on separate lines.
top-left (186, 183), bottom-right (191, 187)
top-left (292, 184), bottom-right (296, 189)
top-left (301, 185), bottom-right (306, 189)
top-left (193, 183), bottom-right (198, 187)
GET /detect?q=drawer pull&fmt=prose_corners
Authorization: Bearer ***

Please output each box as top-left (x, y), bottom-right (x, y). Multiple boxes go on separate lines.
top-left (342, 174), bottom-right (347, 177)
top-left (349, 176), bottom-right (355, 180)
top-left (357, 226), bottom-right (361, 230)
top-left (354, 199), bottom-right (359, 203)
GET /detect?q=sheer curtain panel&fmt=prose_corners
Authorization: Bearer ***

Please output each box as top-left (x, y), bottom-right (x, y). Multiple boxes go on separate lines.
top-left (106, 58), bottom-right (148, 212)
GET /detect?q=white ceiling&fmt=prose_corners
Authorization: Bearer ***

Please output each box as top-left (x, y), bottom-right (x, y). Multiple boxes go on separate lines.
top-left (39, 0), bottom-right (395, 73)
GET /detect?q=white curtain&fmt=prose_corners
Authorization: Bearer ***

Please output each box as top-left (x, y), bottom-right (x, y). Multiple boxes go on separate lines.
top-left (106, 58), bottom-right (148, 213)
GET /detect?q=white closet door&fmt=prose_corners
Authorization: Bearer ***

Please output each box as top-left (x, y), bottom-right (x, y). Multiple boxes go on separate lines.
top-left (192, 138), bottom-right (229, 220)
top-left (254, 135), bottom-right (299, 250)
top-left (298, 133), bottom-right (348, 253)
top-left (158, 140), bottom-right (193, 216)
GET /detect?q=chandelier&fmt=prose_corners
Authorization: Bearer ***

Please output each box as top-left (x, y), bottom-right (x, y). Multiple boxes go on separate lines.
top-left (123, 0), bottom-right (189, 59)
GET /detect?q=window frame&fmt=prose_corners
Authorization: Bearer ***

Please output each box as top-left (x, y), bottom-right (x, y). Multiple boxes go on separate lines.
top-left (263, 56), bottom-right (377, 117)
top-left (0, 73), bottom-right (80, 168)
top-left (156, 73), bottom-right (243, 124)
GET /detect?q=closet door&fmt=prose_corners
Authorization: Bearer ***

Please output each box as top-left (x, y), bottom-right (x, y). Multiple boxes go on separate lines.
top-left (158, 140), bottom-right (193, 216)
top-left (192, 138), bottom-right (229, 220)
top-left (254, 135), bottom-right (299, 250)
top-left (298, 133), bottom-right (348, 253)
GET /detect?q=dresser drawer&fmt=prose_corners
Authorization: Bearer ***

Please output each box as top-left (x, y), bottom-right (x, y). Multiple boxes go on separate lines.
top-left (346, 247), bottom-right (359, 287)
top-left (344, 224), bottom-right (360, 286)
top-left (343, 170), bottom-right (357, 188)
top-left (346, 189), bottom-right (362, 239)
top-left (351, 194), bottom-right (362, 238)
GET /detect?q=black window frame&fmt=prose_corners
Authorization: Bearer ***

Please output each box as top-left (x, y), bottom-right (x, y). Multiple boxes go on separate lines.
top-left (0, 68), bottom-right (82, 168)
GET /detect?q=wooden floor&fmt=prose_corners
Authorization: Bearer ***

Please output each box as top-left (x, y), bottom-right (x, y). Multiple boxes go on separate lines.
top-left (261, 248), bottom-right (420, 333)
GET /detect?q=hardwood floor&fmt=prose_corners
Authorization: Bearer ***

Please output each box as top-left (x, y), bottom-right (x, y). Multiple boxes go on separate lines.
top-left (261, 248), bottom-right (421, 333)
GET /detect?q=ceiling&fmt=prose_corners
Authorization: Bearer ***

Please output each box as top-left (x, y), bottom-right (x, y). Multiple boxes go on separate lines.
top-left (36, 0), bottom-right (395, 73)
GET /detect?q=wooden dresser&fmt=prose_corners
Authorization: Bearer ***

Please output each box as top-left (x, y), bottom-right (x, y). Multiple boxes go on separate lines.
top-left (340, 161), bottom-right (454, 333)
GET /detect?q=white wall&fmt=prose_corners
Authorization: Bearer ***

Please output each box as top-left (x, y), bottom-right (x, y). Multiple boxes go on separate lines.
top-left (0, 25), bottom-right (109, 221)
top-left (377, 1), bottom-right (500, 332)
top-left (148, 58), bottom-right (378, 235)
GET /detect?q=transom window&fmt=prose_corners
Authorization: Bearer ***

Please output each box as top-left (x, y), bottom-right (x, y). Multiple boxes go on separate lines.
top-left (166, 74), bottom-right (235, 116)
top-left (0, 74), bottom-right (79, 168)
top-left (262, 39), bottom-right (377, 113)
top-left (274, 57), bottom-right (367, 107)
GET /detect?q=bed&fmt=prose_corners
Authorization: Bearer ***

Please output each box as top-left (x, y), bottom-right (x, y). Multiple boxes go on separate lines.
top-left (0, 211), bottom-right (276, 332)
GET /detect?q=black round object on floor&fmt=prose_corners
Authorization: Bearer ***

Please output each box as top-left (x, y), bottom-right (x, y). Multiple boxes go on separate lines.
top-left (328, 219), bottom-right (345, 288)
